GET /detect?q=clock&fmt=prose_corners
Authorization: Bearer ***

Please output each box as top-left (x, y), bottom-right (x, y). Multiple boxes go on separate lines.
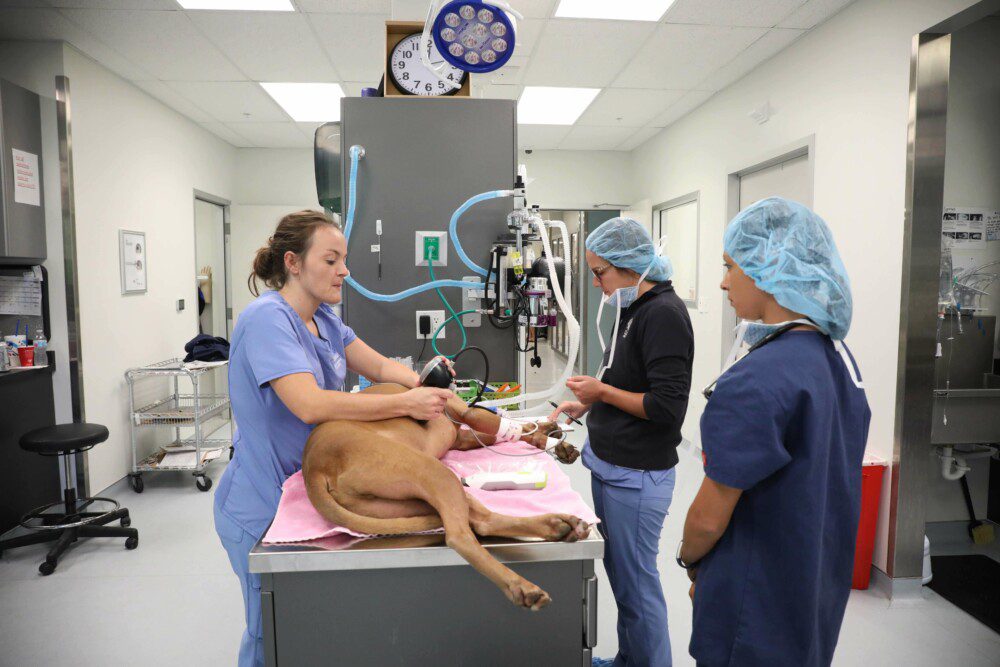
top-left (388, 32), bottom-right (467, 97)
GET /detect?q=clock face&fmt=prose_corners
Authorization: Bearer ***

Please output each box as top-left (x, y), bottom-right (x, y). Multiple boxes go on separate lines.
top-left (389, 33), bottom-right (466, 96)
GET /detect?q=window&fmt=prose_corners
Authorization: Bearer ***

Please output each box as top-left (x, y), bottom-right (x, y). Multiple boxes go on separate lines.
top-left (654, 193), bottom-right (699, 306)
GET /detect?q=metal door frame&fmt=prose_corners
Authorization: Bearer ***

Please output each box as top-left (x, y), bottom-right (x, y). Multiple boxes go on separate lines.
top-left (888, 0), bottom-right (1000, 590)
top-left (193, 190), bottom-right (233, 339)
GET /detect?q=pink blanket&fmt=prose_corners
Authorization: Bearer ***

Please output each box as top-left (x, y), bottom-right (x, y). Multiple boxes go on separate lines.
top-left (263, 440), bottom-right (599, 544)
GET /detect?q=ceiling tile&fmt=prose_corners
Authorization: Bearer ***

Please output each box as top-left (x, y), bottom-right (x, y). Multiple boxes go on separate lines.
top-left (647, 89), bottom-right (715, 127)
top-left (507, 0), bottom-right (556, 19)
top-left (225, 121), bottom-right (312, 147)
top-left (613, 23), bottom-right (765, 89)
top-left (664, 0), bottom-right (805, 28)
top-left (478, 55), bottom-right (529, 85)
top-left (513, 18), bottom-right (545, 57)
top-left (308, 12), bottom-right (391, 82)
top-left (698, 28), bottom-right (805, 91)
top-left (187, 11), bottom-right (337, 81)
top-left (340, 81), bottom-right (372, 96)
top-left (49, 0), bottom-right (178, 8)
top-left (558, 125), bottom-right (636, 151)
top-left (523, 19), bottom-right (655, 88)
top-left (200, 121), bottom-right (254, 147)
top-left (0, 8), bottom-right (155, 80)
top-left (296, 0), bottom-right (390, 12)
top-left (471, 81), bottom-right (521, 100)
top-left (134, 80), bottom-right (214, 122)
top-left (576, 88), bottom-right (686, 127)
top-left (617, 126), bottom-right (661, 151)
top-left (60, 8), bottom-right (246, 80)
top-left (778, 0), bottom-right (853, 29)
top-left (517, 124), bottom-right (570, 150)
top-left (167, 81), bottom-right (289, 121)
top-left (297, 121), bottom-right (325, 142)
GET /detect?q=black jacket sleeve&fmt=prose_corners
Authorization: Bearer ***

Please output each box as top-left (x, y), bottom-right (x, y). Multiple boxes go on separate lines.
top-left (639, 303), bottom-right (693, 426)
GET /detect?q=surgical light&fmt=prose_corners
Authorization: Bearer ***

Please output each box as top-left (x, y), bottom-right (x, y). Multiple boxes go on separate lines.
top-left (554, 0), bottom-right (677, 21)
top-left (260, 83), bottom-right (345, 123)
top-left (175, 0), bottom-right (293, 9)
top-left (428, 1), bottom-right (519, 78)
top-left (517, 86), bottom-right (600, 125)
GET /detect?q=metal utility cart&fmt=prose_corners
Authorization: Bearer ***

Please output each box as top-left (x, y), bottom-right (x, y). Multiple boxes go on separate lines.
top-left (125, 358), bottom-right (232, 493)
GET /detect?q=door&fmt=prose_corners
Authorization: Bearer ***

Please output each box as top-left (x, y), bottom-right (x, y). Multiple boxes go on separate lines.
top-left (722, 152), bottom-right (813, 362)
top-left (194, 198), bottom-right (230, 339)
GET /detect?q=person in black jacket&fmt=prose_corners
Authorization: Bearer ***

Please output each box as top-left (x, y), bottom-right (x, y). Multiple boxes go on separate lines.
top-left (550, 217), bottom-right (694, 667)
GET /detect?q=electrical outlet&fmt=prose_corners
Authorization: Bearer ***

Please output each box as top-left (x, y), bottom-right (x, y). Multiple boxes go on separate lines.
top-left (415, 310), bottom-right (446, 339)
top-left (415, 231), bottom-right (447, 267)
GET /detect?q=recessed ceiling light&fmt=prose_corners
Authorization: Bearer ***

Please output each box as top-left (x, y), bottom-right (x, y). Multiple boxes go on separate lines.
top-left (260, 83), bottom-right (345, 122)
top-left (554, 0), bottom-right (677, 21)
top-left (517, 86), bottom-right (600, 125)
top-left (176, 0), bottom-right (294, 10)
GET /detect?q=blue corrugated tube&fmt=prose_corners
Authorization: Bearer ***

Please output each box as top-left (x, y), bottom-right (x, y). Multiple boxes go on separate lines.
top-left (449, 190), bottom-right (511, 277)
top-left (342, 144), bottom-right (484, 302)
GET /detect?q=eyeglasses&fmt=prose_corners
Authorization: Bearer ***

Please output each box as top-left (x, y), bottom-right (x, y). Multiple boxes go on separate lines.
top-left (591, 263), bottom-right (612, 281)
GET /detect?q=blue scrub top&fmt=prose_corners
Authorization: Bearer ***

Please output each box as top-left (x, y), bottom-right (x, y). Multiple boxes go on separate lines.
top-left (216, 291), bottom-right (356, 538)
top-left (690, 332), bottom-right (870, 667)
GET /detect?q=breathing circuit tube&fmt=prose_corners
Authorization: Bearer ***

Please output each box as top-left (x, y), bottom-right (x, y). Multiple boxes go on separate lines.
top-left (342, 145), bottom-right (483, 300)
top-left (448, 190), bottom-right (513, 277)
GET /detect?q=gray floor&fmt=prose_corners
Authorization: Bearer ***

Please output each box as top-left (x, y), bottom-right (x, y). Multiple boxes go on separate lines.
top-left (2, 345), bottom-right (999, 666)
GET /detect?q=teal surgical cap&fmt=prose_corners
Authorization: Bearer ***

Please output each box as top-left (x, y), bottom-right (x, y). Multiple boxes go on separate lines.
top-left (724, 197), bottom-right (853, 340)
top-left (586, 217), bottom-right (673, 282)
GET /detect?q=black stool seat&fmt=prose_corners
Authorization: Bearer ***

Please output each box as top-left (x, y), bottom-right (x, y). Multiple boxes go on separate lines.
top-left (20, 423), bottom-right (109, 454)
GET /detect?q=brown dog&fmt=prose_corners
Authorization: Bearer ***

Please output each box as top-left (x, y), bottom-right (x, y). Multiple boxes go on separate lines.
top-left (302, 383), bottom-right (587, 611)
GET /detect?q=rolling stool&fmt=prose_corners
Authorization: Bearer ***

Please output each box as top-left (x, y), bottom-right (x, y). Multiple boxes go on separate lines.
top-left (0, 424), bottom-right (139, 575)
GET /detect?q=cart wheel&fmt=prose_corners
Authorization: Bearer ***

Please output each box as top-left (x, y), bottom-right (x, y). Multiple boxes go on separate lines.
top-left (125, 535), bottom-right (139, 550)
top-left (129, 475), bottom-right (144, 494)
top-left (39, 559), bottom-right (56, 576)
top-left (120, 515), bottom-right (131, 528)
top-left (196, 476), bottom-right (213, 492)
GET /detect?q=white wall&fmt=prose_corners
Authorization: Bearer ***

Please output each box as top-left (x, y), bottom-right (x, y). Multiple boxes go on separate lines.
top-left (926, 16), bottom-right (1000, 524)
top-left (520, 150), bottom-right (636, 210)
top-left (62, 45), bottom-right (237, 492)
top-left (628, 0), bottom-right (980, 573)
top-left (0, 41), bottom-right (73, 427)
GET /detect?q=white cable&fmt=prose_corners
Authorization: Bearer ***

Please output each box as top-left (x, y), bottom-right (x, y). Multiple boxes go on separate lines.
top-left (477, 216), bottom-right (580, 415)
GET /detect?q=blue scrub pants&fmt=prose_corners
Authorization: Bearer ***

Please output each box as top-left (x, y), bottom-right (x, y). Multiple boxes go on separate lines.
top-left (592, 468), bottom-right (676, 667)
top-left (214, 503), bottom-right (265, 667)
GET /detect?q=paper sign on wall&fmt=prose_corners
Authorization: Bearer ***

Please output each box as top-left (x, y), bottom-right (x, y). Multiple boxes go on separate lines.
top-left (11, 148), bottom-right (40, 207)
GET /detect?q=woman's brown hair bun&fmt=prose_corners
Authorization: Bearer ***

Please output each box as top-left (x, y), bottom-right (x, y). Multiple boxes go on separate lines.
top-left (248, 210), bottom-right (340, 297)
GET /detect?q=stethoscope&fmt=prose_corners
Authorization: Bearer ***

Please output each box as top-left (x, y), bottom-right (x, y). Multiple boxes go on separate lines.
top-left (701, 321), bottom-right (813, 400)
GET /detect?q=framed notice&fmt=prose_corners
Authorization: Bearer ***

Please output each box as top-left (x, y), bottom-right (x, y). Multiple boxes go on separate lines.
top-left (119, 230), bottom-right (147, 294)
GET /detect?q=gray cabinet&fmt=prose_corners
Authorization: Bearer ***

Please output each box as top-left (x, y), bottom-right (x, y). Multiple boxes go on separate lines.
top-left (0, 78), bottom-right (46, 264)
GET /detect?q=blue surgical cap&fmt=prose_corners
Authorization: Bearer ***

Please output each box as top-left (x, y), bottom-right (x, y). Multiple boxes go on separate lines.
top-left (724, 197), bottom-right (853, 340)
top-left (586, 217), bottom-right (673, 282)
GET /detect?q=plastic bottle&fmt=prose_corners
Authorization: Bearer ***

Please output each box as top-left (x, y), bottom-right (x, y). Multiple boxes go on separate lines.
top-left (33, 329), bottom-right (48, 367)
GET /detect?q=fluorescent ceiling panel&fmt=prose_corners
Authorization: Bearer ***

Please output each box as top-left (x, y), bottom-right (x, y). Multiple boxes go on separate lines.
top-left (554, 0), bottom-right (676, 21)
top-left (260, 82), bottom-right (345, 122)
top-left (176, 0), bottom-right (294, 10)
top-left (517, 86), bottom-right (600, 125)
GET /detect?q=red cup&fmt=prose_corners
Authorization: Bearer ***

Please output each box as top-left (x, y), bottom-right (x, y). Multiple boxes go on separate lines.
top-left (18, 346), bottom-right (35, 367)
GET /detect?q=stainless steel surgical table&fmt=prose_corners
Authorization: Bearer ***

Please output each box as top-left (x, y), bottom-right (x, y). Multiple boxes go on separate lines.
top-left (249, 532), bottom-right (604, 666)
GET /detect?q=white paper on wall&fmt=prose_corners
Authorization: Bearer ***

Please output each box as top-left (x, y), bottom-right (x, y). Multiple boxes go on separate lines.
top-left (11, 148), bottom-right (40, 207)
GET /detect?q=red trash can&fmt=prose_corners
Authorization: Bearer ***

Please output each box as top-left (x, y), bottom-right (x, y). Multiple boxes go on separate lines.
top-left (852, 459), bottom-right (887, 590)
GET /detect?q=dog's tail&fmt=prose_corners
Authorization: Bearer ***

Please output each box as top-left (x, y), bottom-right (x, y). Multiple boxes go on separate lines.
top-left (304, 471), bottom-right (443, 536)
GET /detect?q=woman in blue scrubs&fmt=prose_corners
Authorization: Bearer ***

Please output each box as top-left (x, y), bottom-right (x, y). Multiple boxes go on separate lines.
top-left (551, 218), bottom-right (694, 667)
top-left (214, 210), bottom-right (455, 667)
top-left (679, 198), bottom-right (871, 666)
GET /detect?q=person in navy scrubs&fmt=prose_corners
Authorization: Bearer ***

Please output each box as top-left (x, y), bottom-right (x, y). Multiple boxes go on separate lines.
top-left (679, 198), bottom-right (871, 667)
top-left (214, 210), bottom-right (454, 667)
